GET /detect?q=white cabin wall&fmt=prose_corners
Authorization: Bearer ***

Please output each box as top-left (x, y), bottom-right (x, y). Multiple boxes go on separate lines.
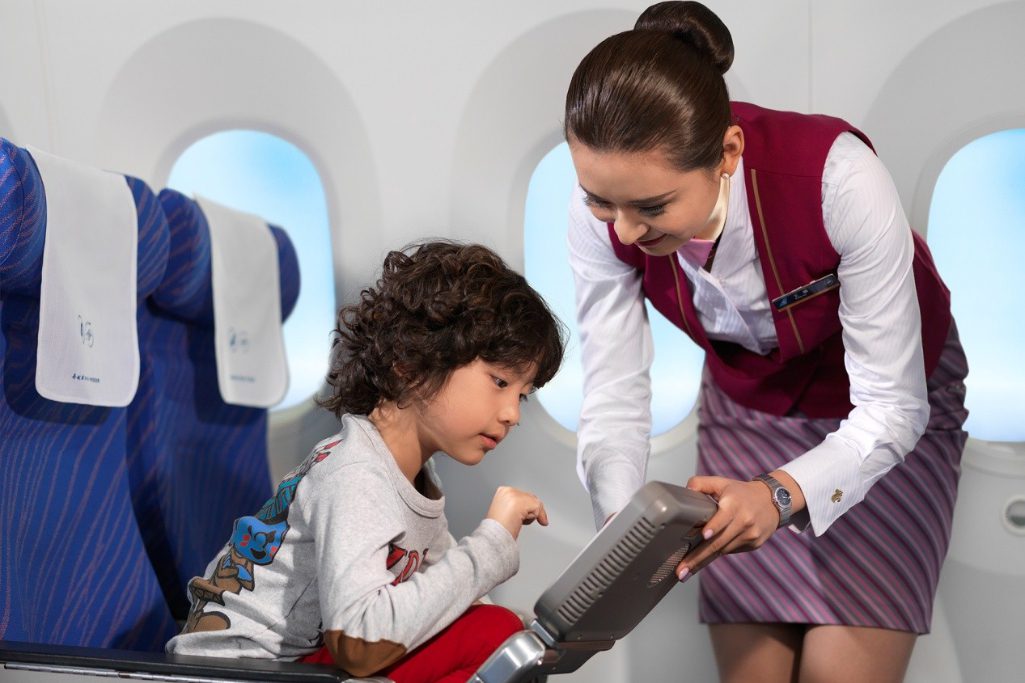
top-left (0, 1), bottom-right (1022, 681)
top-left (857, 1), bottom-right (1025, 225)
top-left (0, 1), bottom-right (49, 146)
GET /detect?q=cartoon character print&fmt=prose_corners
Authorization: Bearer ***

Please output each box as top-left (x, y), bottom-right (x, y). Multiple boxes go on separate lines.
top-left (224, 516), bottom-right (289, 583)
top-left (256, 440), bottom-right (339, 520)
top-left (183, 438), bottom-right (342, 633)
top-left (387, 543), bottom-right (429, 586)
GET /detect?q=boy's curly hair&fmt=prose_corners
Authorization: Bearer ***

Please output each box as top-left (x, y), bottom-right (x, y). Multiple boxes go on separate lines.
top-left (321, 241), bottom-right (566, 418)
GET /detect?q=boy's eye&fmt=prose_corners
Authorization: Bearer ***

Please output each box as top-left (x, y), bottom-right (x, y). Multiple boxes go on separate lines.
top-left (492, 376), bottom-right (509, 389)
top-left (519, 394), bottom-right (530, 404)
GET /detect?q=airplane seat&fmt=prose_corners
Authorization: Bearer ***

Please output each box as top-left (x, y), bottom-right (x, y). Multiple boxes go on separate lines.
top-left (0, 136), bottom-right (178, 650)
top-left (0, 142), bottom-right (351, 682)
top-left (126, 187), bottom-right (300, 620)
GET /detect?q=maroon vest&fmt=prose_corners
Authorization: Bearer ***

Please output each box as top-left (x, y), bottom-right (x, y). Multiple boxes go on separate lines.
top-left (608, 102), bottom-right (952, 418)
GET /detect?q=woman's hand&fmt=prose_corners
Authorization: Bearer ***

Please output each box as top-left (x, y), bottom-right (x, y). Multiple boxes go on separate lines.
top-left (674, 471), bottom-right (804, 581)
top-left (486, 486), bottom-right (549, 540)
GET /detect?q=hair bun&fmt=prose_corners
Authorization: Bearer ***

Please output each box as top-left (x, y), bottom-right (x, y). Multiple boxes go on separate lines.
top-left (635, 1), bottom-right (734, 75)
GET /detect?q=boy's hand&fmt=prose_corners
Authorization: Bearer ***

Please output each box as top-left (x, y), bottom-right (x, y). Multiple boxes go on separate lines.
top-left (487, 486), bottom-right (549, 539)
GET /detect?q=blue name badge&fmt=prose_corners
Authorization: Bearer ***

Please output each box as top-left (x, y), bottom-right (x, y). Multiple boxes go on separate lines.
top-left (771, 273), bottom-right (840, 311)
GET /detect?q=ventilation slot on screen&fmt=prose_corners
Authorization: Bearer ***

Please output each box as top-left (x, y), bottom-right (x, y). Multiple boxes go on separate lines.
top-left (556, 518), bottom-right (657, 624)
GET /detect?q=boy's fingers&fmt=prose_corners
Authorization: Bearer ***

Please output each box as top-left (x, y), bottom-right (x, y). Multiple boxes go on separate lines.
top-left (519, 498), bottom-right (549, 527)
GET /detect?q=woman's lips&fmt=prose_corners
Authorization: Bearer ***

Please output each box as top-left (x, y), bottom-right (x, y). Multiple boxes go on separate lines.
top-left (638, 234), bottom-right (667, 248)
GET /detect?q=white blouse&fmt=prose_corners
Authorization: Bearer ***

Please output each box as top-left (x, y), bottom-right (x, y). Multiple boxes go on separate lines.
top-left (568, 133), bottom-right (930, 535)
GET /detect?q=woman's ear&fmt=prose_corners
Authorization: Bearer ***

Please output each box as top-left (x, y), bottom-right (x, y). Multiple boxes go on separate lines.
top-left (721, 125), bottom-right (744, 176)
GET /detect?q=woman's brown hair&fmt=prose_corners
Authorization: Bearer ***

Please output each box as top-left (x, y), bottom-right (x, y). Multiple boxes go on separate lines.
top-left (320, 241), bottom-right (565, 418)
top-left (564, 1), bottom-right (734, 171)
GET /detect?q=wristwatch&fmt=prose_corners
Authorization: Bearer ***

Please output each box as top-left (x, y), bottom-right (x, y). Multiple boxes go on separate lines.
top-left (754, 474), bottom-right (792, 528)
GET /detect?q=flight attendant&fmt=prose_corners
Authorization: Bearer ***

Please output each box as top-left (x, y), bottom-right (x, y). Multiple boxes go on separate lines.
top-left (564, 3), bottom-right (968, 682)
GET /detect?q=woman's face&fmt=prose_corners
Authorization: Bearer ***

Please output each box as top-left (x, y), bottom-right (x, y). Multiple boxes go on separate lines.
top-left (568, 126), bottom-right (743, 257)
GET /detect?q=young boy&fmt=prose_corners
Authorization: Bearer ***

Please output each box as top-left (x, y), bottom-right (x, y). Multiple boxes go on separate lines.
top-left (166, 241), bottom-right (565, 683)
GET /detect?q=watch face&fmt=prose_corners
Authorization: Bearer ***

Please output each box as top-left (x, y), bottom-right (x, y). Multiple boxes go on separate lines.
top-left (775, 489), bottom-right (792, 507)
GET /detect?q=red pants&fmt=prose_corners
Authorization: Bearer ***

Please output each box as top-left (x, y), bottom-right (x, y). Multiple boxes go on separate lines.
top-left (300, 604), bottom-right (522, 683)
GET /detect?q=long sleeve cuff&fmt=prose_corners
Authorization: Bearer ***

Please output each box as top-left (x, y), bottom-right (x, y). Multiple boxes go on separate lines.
top-left (585, 455), bottom-right (646, 530)
top-left (465, 518), bottom-right (520, 593)
top-left (778, 435), bottom-right (871, 536)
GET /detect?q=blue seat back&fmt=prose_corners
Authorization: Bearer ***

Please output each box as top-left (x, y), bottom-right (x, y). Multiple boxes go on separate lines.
top-left (0, 138), bottom-right (177, 649)
top-left (127, 188), bottom-right (300, 617)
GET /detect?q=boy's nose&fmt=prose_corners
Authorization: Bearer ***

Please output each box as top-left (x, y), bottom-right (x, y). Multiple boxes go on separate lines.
top-left (499, 400), bottom-right (520, 427)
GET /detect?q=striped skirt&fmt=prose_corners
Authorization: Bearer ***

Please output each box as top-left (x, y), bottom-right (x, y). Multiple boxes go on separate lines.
top-left (696, 322), bottom-right (969, 634)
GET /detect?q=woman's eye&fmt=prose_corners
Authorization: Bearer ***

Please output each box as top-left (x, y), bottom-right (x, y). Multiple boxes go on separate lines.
top-left (582, 195), bottom-right (612, 210)
top-left (638, 204), bottom-right (666, 217)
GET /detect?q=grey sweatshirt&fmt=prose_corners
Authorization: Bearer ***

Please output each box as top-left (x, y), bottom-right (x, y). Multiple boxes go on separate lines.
top-left (166, 414), bottom-right (519, 676)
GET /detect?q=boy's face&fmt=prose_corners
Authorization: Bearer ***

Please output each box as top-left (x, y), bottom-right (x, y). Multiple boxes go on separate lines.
top-left (415, 358), bottom-right (535, 466)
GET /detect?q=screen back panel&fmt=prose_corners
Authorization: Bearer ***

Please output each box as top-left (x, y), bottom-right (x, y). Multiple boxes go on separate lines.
top-left (534, 482), bottom-right (716, 643)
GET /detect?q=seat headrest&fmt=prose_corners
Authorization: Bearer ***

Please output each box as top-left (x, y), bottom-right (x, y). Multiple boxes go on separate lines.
top-left (272, 221), bottom-right (301, 322)
top-left (0, 138), bottom-right (169, 298)
top-left (0, 137), bottom-right (46, 291)
top-left (153, 188), bottom-right (300, 325)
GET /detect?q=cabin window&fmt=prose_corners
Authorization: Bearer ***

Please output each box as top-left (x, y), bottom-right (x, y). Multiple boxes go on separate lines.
top-left (523, 142), bottom-right (704, 435)
top-left (168, 130), bottom-right (335, 411)
top-left (927, 129), bottom-right (1025, 441)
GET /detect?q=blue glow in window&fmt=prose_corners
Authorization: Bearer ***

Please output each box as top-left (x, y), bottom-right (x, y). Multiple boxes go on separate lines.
top-left (168, 130), bottom-right (334, 411)
top-left (524, 143), bottom-right (704, 435)
top-left (928, 129), bottom-right (1025, 441)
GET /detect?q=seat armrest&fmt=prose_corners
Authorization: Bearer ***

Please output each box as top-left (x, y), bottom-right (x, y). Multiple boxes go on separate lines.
top-left (0, 640), bottom-right (356, 683)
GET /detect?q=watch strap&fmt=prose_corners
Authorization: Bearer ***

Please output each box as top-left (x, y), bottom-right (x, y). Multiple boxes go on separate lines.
top-left (754, 473), bottom-right (792, 528)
